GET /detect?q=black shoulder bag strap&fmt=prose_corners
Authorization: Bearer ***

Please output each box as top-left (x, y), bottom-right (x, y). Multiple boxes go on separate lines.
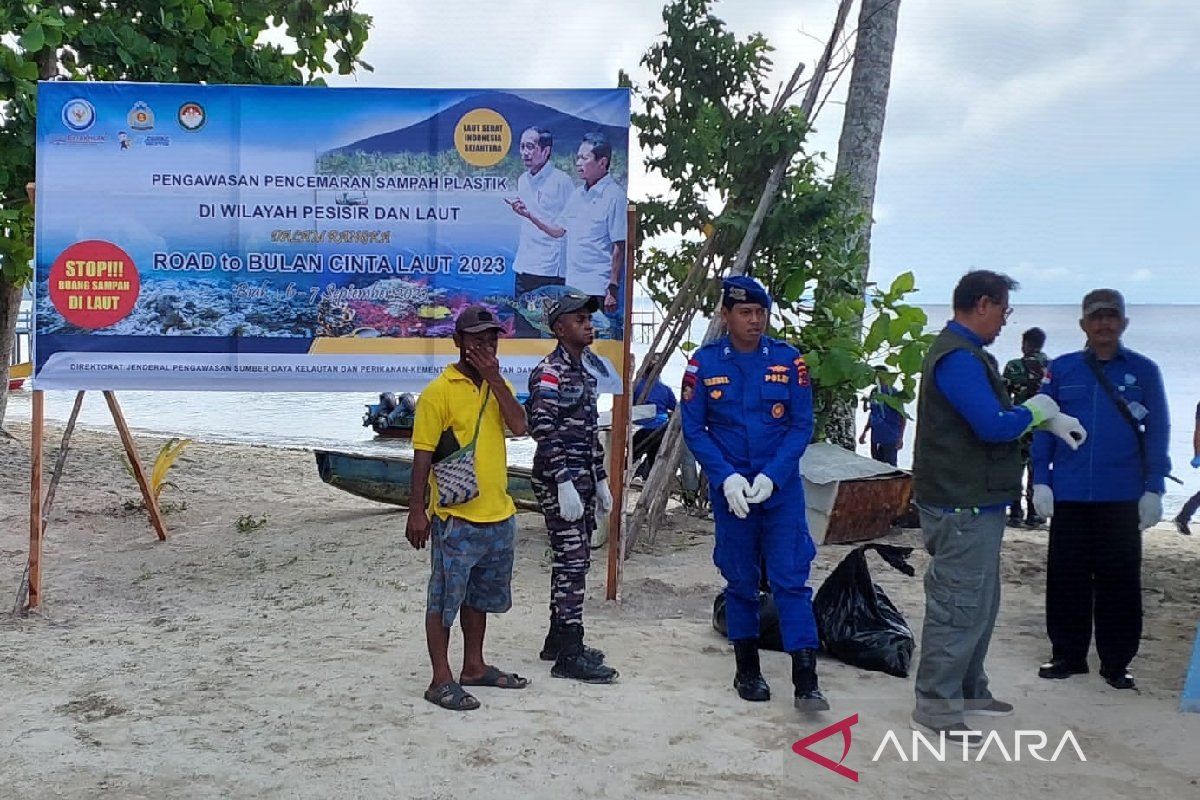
top-left (1083, 351), bottom-right (1147, 483)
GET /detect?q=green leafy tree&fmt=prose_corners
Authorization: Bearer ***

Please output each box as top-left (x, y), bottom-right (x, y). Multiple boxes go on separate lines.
top-left (634, 0), bottom-right (928, 437)
top-left (0, 0), bottom-right (373, 429)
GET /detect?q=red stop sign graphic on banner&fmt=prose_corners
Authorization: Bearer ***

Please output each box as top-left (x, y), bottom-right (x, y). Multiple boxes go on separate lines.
top-left (48, 240), bottom-right (141, 329)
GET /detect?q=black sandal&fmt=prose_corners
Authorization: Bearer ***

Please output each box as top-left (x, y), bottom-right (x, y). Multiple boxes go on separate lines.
top-left (460, 665), bottom-right (530, 689)
top-left (424, 681), bottom-right (481, 711)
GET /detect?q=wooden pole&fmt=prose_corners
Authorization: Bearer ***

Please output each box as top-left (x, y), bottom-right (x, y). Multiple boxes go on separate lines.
top-left (103, 391), bottom-right (167, 541)
top-left (42, 391), bottom-right (86, 527)
top-left (605, 205), bottom-right (637, 601)
top-left (15, 390), bottom-right (85, 614)
top-left (25, 390), bottom-right (44, 611)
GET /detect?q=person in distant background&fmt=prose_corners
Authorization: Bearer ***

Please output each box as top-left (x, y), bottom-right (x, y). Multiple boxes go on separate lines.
top-left (1004, 327), bottom-right (1051, 527)
top-left (859, 381), bottom-right (906, 467)
top-left (1173, 401), bottom-right (1200, 535)
top-left (631, 355), bottom-right (678, 479)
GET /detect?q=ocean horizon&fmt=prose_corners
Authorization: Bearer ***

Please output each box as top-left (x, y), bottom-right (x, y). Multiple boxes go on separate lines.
top-left (9, 303), bottom-right (1200, 515)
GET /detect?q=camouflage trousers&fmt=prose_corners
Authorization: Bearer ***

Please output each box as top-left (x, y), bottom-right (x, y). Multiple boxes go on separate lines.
top-left (532, 472), bottom-right (596, 628)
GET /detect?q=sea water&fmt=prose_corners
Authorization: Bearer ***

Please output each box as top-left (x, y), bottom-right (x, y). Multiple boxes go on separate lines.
top-left (8, 304), bottom-right (1200, 514)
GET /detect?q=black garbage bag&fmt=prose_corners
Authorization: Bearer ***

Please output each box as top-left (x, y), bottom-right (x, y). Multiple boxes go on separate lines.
top-left (712, 590), bottom-right (784, 651)
top-left (813, 543), bottom-right (916, 677)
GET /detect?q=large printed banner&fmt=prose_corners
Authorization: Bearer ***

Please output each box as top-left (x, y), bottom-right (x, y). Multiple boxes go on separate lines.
top-left (34, 83), bottom-right (630, 392)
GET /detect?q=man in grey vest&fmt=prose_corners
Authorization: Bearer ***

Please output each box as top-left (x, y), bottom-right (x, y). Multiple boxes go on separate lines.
top-left (911, 270), bottom-right (1087, 744)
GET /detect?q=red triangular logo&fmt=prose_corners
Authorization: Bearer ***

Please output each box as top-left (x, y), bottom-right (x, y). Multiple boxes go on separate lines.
top-left (791, 713), bottom-right (859, 782)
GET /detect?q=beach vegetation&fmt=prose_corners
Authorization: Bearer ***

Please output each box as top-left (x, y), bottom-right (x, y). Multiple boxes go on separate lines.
top-left (120, 436), bottom-right (191, 511)
top-left (632, 0), bottom-right (930, 436)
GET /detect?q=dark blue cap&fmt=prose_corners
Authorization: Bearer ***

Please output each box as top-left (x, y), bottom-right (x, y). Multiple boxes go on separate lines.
top-left (722, 276), bottom-right (771, 310)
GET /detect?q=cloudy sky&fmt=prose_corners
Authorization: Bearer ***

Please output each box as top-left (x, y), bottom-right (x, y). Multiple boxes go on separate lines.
top-left (327, 0), bottom-right (1200, 304)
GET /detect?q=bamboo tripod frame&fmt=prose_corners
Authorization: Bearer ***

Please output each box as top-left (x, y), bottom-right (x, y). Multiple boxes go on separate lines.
top-left (21, 389), bottom-right (167, 613)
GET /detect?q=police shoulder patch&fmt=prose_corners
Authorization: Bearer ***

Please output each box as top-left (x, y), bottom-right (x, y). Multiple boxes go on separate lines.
top-left (794, 356), bottom-right (810, 387)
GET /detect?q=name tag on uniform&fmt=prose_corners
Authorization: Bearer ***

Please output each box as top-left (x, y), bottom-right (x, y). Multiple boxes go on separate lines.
top-left (703, 376), bottom-right (730, 387)
top-left (764, 373), bottom-right (790, 384)
top-left (560, 383), bottom-right (584, 401)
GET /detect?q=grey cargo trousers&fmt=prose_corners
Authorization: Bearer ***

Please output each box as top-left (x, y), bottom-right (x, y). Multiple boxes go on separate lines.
top-left (913, 504), bottom-right (1005, 728)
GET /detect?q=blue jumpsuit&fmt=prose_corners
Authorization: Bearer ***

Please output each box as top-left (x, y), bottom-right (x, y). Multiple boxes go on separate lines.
top-left (680, 335), bottom-right (819, 652)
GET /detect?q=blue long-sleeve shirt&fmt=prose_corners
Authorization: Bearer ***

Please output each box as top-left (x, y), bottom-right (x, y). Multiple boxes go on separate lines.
top-left (934, 321), bottom-right (1034, 442)
top-left (680, 335), bottom-right (813, 491)
top-left (1032, 347), bottom-right (1170, 500)
top-left (632, 378), bottom-right (676, 430)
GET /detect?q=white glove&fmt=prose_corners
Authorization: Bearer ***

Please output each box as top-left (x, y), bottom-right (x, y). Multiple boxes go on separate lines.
top-left (1044, 412), bottom-right (1087, 451)
top-left (1022, 394), bottom-right (1060, 427)
top-left (722, 474), bottom-right (751, 519)
top-left (596, 479), bottom-right (613, 515)
top-left (556, 481), bottom-right (585, 522)
top-left (744, 473), bottom-right (774, 504)
top-left (1138, 491), bottom-right (1163, 531)
top-left (1032, 484), bottom-right (1054, 518)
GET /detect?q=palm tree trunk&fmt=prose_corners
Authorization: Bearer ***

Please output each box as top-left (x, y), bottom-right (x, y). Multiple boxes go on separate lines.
top-left (826, 0), bottom-right (902, 449)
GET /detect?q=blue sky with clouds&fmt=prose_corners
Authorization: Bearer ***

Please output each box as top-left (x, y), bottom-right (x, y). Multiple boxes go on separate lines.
top-left (328, 0), bottom-right (1200, 304)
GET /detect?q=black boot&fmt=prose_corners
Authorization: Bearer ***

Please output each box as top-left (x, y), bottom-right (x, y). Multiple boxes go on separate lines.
top-left (791, 649), bottom-right (830, 712)
top-left (540, 620), bottom-right (605, 663)
top-left (732, 639), bottom-right (771, 702)
top-left (551, 625), bottom-right (618, 684)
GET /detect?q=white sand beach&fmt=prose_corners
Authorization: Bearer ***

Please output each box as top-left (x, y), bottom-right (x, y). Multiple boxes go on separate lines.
top-left (2, 425), bottom-right (1199, 799)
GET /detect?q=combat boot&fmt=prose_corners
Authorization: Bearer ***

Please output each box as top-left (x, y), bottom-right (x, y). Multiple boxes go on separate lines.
top-left (732, 639), bottom-right (771, 702)
top-left (539, 620), bottom-right (605, 663)
top-left (791, 649), bottom-right (830, 712)
top-left (551, 625), bottom-right (618, 684)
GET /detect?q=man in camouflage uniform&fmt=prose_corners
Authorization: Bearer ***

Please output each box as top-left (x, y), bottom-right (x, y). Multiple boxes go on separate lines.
top-left (1003, 327), bottom-right (1050, 526)
top-left (527, 291), bottom-right (619, 684)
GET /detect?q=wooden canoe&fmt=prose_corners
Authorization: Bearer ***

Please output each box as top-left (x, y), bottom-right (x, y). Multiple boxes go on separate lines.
top-left (313, 449), bottom-right (541, 511)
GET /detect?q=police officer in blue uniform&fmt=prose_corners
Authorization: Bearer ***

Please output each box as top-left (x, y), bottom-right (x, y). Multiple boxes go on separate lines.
top-left (681, 276), bottom-right (828, 712)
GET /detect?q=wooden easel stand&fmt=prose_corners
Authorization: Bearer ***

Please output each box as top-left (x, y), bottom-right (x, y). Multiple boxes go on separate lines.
top-left (19, 390), bottom-right (167, 614)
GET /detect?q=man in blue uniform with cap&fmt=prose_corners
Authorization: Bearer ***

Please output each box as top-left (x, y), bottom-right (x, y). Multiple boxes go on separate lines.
top-left (1031, 289), bottom-right (1171, 691)
top-left (680, 276), bottom-right (828, 712)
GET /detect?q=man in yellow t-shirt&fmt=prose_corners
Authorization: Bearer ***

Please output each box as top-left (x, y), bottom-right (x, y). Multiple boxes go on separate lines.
top-left (406, 306), bottom-right (530, 711)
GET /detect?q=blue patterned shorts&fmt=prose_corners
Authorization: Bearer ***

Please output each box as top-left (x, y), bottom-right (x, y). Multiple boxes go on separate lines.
top-left (427, 515), bottom-right (517, 627)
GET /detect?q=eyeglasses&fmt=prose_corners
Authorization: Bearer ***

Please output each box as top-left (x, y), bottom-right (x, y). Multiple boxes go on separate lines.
top-left (983, 297), bottom-right (1013, 320)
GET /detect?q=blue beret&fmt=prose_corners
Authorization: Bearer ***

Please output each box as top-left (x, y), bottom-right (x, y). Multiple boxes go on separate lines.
top-left (722, 276), bottom-right (771, 310)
